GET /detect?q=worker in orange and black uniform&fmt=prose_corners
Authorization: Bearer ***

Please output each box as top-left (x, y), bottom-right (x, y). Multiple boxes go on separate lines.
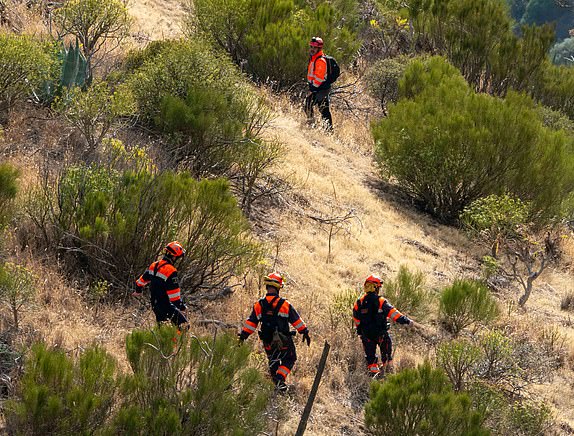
top-left (305, 36), bottom-right (333, 131)
top-left (239, 272), bottom-right (311, 392)
top-left (353, 274), bottom-right (421, 377)
top-left (133, 241), bottom-right (188, 328)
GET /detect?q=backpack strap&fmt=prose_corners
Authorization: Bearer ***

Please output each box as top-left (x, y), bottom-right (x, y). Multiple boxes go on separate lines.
top-left (272, 298), bottom-right (285, 318)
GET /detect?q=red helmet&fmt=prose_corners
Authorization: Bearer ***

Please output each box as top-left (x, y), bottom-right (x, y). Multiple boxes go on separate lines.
top-left (263, 272), bottom-right (284, 290)
top-left (364, 274), bottom-right (382, 292)
top-left (165, 241), bottom-right (185, 259)
top-left (310, 36), bottom-right (324, 48)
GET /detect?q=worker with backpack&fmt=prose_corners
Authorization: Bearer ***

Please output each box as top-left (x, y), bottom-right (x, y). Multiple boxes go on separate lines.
top-left (305, 36), bottom-right (340, 131)
top-left (353, 274), bottom-right (422, 377)
top-left (239, 272), bottom-right (311, 392)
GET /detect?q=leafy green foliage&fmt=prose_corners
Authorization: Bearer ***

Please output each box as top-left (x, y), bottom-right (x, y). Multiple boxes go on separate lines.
top-left (439, 279), bottom-right (499, 336)
top-left (382, 265), bottom-right (428, 319)
top-left (0, 163), bottom-right (19, 229)
top-left (328, 287), bottom-right (359, 335)
top-left (0, 262), bottom-right (35, 330)
top-left (129, 40), bottom-right (280, 184)
top-left (437, 339), bottom-right (482, 391)
top-left (365, 55), bottom-right (413, 109)
top-left (4, 343), bottom-right (117, 435)
top-left (534, 61), bottom-right (574, 120)
top-left (365, 361), bottom-right (489, 435)
top-left (460, 194), bottom-right (530, 257)
top-left (55, 81), bottom-right (135, 150)
top-left (53, 0), bottom-right (132, 83)
top-left (0, 33), bottom-right (56, 120)
top-left (110, 327), bottom-right (272, 435)
top-left (189, 0), bottom-right (360, 87)
top-left (373, 56), bottom-right (574, 222)
top-left (27, 141), bottom-right (261, 292)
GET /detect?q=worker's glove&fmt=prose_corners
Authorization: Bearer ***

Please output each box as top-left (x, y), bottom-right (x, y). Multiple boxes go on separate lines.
top-left (301, 331), bottom-right (311, 347)
top-left (238, 332), bottom-right (248, 344)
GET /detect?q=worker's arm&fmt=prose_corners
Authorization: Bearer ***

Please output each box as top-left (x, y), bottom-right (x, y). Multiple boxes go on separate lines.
top-left (239, 302), bottom-right (261, 340)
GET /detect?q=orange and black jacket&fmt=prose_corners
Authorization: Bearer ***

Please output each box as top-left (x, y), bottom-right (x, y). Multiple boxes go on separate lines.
top-left (353, 293), bottom-right (410, 338)
top-left (307, 50), bottom-right (329, 92)
top-left (241, 294), bottom-right (308, 340)
top-left (134, 257), bottom-right (186, 312)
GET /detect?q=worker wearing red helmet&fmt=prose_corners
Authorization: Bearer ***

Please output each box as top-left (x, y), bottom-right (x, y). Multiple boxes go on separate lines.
top-left (305, 36), bottom-right (333, 130)
top-left (353, 274), bottom-right (421, 376)
top-left (239, 272), bottom-right (311, 392)
top-left (133, 241), bottom-right (188, 327)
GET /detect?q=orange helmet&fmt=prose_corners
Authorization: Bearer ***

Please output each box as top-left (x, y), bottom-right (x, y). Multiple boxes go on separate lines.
top-left (263, 272), bottom-right (284, 290)
top-left (310, 36), bottom-right (324, 48)
top-left (364, 274), bottom-right (382, 293)
top-left (165, 241), bottom-right (185, 259)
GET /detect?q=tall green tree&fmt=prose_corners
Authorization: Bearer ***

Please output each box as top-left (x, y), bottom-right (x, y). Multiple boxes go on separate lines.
top-left (373, 56), bottom-right (574, 222)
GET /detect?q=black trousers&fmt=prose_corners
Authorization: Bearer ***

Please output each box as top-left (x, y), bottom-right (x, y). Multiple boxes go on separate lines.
top-left (152, 304), bottom-right (188, 327)
top-left (304, 89), bottom-right (333, 130)
top-left (263, 336), bottom-right (297, 382)
top-left (361, 333), bottom-right (393, 365)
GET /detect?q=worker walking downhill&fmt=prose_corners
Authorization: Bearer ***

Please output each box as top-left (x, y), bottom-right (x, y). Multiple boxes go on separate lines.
top-left (353, 274), bottom-right (420, 377)
top-left (133, 241), bottom-right (188, 329)
top-left (305, 36), bottom-right (339, 131)
top-left (239, 272), bottom-right (311, 392)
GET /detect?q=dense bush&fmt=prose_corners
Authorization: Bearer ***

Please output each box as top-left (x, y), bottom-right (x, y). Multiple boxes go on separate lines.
top-left (439, 279), bottom-right (499, 336)
top-left (111, 327), bottom-right (272, 435)
top-left (26, 141), bottom-right (261, 293)
top-left (533, 62), bottom-right (574, 120)
top-left (382, 265), bottom-right (428, 319)
top-left (128, 40), bottom-right (281, 182)
top-left (189, 0), bottom-right (360, 87)
top-left (0, 163), bottom-right (19, 229)
top-left (54, 81), bottom-right (135, 151)
top-left (373, 56), bottom-right (574, 222)
top-left (365, 55), bottom-right (413, 110)
top-left (0, 33), bottom-right (56, 122)
top-left (4, 343), bottom-right (117, 435)
top-left (409, 0), bottom-right (554, 96)
top-left (5, 329), bottom-right (272, 434)
top-left (364, 361), bottom-right (489, 435)
top-left (460, 194), bottom-right (530, 257)
top-left (437, 339), bottom-right (482, 391)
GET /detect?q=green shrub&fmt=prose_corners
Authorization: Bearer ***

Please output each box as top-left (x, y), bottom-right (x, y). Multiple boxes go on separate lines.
top-left (437, 339), bottom-right (482, 391)
top-left (27, 142), bottom-right (261, 293)
top-left (109, 327), bottom-right (272, 435)
top-left (53, 0), bottom-right (131, 84)
top-left (475, 330), bottom-right (515, 383)
top-left (364, 361), bottom-right (489, 435)
top-left (54, 81), bottom-right (135, 151)
top-left (0, 262), bottom-right (35, 330)
top-left (4, 343), bottom-right (117, 435)
top-left (365, 55), bottom-right (413, 109)
top-left (382, 265), bottom-right (428, 319)
top-left (534, 62), bottom-right (574, 120)
top-left (328, 287), bottom-right (359, 335)
top-left (0, 33), bottom-right (56, 121)
top-left (373, 56), bottom-right (574, 223)
top-left (460, 194), bottom-right (530, 257)
top-left (439, 279), bottom-right (499, 336)
top-left (189, 0), bottom-right (360, 87)
top-left (0, 163), bottom-right (19, 228)
top-left (508, 398), bottom-right (553, 436)
top-left (129, 39), bottom-right (280, 184)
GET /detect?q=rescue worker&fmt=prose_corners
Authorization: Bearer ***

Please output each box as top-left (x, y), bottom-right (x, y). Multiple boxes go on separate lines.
top-left (239, 272), bottom-right (311, 392)
top-left (305, 36), bottom-right (333, 131)
top-left (133, 241), bottom-right (188, 328)
top-left (353, 274), bottom-right (420, 377)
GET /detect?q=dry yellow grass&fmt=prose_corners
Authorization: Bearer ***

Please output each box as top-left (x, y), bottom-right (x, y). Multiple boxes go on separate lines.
top-left (1, 3), bottom-right (573, 435)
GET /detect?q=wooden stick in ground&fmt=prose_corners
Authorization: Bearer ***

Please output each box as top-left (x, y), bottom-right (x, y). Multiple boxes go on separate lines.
top-left (295, 341), bottom-right (331, 436)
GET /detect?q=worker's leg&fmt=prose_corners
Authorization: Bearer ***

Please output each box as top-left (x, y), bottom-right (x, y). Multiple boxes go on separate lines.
top-left (361, 336), bottom-right (380, 376)
top-left (304, 92), bottom-right (315, 123)
top-left (315, 90), bottom-right (333, 131)
top-left (379, 333), bottom-right (393, 373)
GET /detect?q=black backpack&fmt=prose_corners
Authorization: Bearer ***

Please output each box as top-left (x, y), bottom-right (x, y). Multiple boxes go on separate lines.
top-left (357, 295), bottom-right (387, 340)
top-left (323, 55), bottom-right (340, 85)
top-left (258, 297), bottom-right (288, 343)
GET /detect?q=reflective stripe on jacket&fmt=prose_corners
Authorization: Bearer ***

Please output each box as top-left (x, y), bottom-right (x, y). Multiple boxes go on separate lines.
top-left (353, 293), bottom-right (410, 334)
top-left (242, 294), bottom-right (308, 337)
top-left (135, 257), bottom-right (185, 311)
